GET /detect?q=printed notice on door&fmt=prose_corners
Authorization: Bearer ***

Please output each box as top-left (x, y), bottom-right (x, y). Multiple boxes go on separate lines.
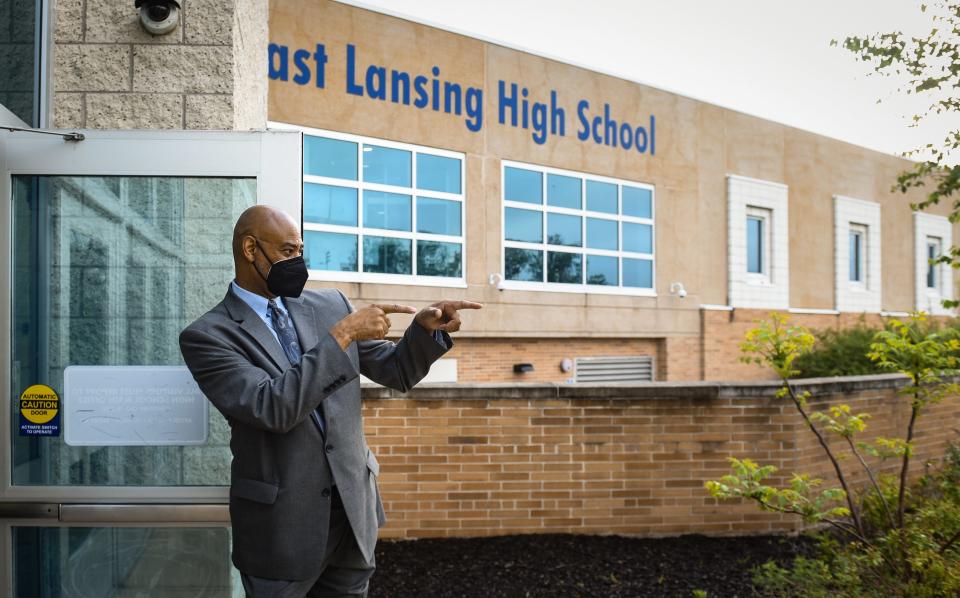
top-left (64, 366), bottom-right (208, 446)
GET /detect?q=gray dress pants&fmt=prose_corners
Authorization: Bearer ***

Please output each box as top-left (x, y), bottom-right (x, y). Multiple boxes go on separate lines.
top-left (240, 486), bottom-right (376, 598)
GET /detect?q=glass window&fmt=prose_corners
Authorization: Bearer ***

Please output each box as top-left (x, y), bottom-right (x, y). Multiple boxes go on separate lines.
top-left (363, 190), bottom-right (411, 232)
top-left (304, 136), bottom-right (357, 180)
top-left (417, 240), bottom-right (462, 277)
top-left (300, 132), bottom-right (465, 284)
top-left (587, 255), bottom-right (618, 286)
top-left (14, 527), bottom-right (235, 597)
top-left (0, 0), bottom-right (39, 126)
top-left (849, 228), bottom-right (863, 283)
top-left (505, 207), bottom-right (543, 243)
top-left (548, 251), bottom-right (582, 284)
top-left (304, 183), bottom-right (357, 227)
top-left (547, 174), bottom-right (581, 209)
top-left (504, 167), bottom-right (543, 204)
top-left (547, 213), bottom-right (582, 247)
top-left (586, 180), bottom-right (617, 214)
top-left (505, 248), bottom-right (543, 281)
top-left (363, 236), bottom-right (412, 274)
top-left (501, 162), bottom-right (655, 294)
top-left (623, 258), bottom-right (653, 288)
top-left (11, 176), bottom-right (254, 486)
top-left (622, 186), bottom-right (652, 218)
top-left (623, 222), bottom-right (653, 254)
top-left (417, 197), bottom-right (461, 236)
top-left (305, 231), bottom-right (358, 272)
top-left (927, 238), bottom-right (941, 289)
top-left (362, 145), bottom-right (411, 187)
top-left (587, 218), bottom-right (618, 250)
top-left (747, 215), bottom-right (765, 274)
top-left (417, 154), bottom-right (460, 193)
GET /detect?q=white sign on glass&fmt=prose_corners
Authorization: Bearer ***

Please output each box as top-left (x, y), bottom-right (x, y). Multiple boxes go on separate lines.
top-left (64, 366), bottom-right (208, 446)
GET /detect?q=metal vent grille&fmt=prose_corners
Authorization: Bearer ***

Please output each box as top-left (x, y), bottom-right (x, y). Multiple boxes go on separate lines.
top-left (573, 356), bottom-right (654, 383)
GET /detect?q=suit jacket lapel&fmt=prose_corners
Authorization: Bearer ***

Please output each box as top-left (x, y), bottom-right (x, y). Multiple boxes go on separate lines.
top-left (285, 297), bottom-right (320, 353)
top-left (223, 288), bottom-right (289, 371)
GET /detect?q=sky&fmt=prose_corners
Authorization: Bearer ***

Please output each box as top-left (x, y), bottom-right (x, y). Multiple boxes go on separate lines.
top-left (344, 0), bottom-right (958, 162)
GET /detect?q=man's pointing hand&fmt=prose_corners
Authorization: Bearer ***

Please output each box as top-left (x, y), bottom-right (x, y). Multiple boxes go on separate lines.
top-left (331, 303), bottom-right (417, 350)
top-left (415, 300), bottom-right (483, 333)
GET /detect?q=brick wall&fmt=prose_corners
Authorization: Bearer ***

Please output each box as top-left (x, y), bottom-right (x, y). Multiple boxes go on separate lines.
top-left (361, 375), bottom-right (960, 539)
top-left (445, 338), bottom-right (661, 383)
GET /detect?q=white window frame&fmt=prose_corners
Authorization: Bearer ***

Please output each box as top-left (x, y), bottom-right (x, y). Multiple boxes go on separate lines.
top-left (727, 175), bottom-right (789, 309)
top-left (745, 206), bottom-right (771, 282)
top-left (927, 237), bottom-right (941, 290)
top-left (499, 160), bottom-right (656, 297)
top-left (268, 122), bottom-right (467, 289)
top-left (833, 196), bottom-right (882, 312)
top-left (914, 212), bottom-right (953, 315)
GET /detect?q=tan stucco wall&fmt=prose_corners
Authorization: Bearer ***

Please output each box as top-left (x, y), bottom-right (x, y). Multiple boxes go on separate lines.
top-left (268, 0), bottom-right (955, 339)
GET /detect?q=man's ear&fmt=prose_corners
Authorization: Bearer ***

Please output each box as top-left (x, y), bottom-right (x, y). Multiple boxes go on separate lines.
top-left (242, 236), bottom-right (258, 263)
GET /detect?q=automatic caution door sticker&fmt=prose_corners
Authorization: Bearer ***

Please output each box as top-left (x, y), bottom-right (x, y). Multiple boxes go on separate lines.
top-left (19, 384), bottom-right (61, 437)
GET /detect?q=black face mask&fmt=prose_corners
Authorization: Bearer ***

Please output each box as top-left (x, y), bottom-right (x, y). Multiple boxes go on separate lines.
top-left (253, 239), bottom-right (308, 298)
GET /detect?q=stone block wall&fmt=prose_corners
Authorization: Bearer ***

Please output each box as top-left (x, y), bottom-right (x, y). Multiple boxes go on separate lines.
top-left (51, 0), bottom-right (267, 129)
top-left (360, 375), bottom-right (960, 539)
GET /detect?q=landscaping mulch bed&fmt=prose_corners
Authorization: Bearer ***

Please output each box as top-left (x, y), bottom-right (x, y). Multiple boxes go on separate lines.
top-left (370, 533), bottom-right (816, 598)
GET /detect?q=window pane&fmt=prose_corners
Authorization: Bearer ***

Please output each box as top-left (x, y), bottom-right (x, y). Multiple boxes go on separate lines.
top-left (547, 213), bottom-right (582, 247)
top-left (504, 167), bottom-right (543, 204)
top-left (304, 136), bottom-right (357, 180)
top-left (363, 190), bottom-right (411, 231)
top-left (586, 180), bottom-right (617, 214)
top-left (849, 231), bottom-right (861, 282)
top-left (586, 218), bottom-right (618, 250)
top-left (623, 258), bottom-right (653, 288)
top-left (417, 197), bottom-right (461, 236)
top-left (304, 231), bottom-right (358, 272)
top-left (11, 176), bottom-right (255, 486)
top-left (0, 0), bottom-right (37, 126)
top-left (303, 183), bottom-right (357, 226)
top-left (505, 247), bottom-right (543, 281)
top-left (547, 174), bottom-right (581, 209)
top-left (363, 145), bottom-right (411, 187)
top-left (363, 236), bottom-right (412, 274)
top-left (13, 527), bottom-right (234, 598)
top-left (623, 222), bottom-right (653, 254)
top-left (622, 186), bottom-right (652, 218)
top-left (747, 216), bottom-right (763, 274)
top-left (547, 251), bottom-right (582, 283)
top-left (417, 154), bottom-right (461, 193)
top-left (417, 240), bottom-right (462, 277)
top-left (927, 241), bottom-right (939, 289)
top-left (587, 255), bottom-right (618, 286)
top-left (505, 207), bottom-right (543, 243)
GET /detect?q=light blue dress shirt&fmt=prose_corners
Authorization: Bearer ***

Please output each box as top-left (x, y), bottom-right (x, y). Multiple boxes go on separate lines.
top-left (230, 281), bottom-right (289, 345)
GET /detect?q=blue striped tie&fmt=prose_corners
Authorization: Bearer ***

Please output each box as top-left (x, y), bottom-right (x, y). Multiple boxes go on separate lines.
top-left (268, 299), bottom-right (326, 435)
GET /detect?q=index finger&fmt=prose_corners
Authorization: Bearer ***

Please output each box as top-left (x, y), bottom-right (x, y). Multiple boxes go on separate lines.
top-left (446, 300), bottom-right (484, 310)
top-left (370, 303), bottom-right (418, 314)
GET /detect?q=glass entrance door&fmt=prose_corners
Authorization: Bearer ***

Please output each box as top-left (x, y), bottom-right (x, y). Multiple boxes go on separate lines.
top-left (0, 129), bottom-right (302, 596)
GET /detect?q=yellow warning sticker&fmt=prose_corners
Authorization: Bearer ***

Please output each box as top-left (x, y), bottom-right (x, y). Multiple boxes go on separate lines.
top-left (19, 384), bottom-right (61, 435)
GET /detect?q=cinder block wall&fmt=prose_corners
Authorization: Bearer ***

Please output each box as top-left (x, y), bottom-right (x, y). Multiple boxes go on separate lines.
top-left (51, 0), bottom-right (267, 129)
top-left (361, 376), bottom-right (960, 539)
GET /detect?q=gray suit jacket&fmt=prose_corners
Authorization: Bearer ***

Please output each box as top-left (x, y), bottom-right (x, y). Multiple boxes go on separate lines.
top-left (178, 285), bottom-right (451, 580)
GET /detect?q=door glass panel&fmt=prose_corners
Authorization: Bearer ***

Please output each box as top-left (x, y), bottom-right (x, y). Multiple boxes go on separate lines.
top-left (11, 176), bottom-right (255, 486)
top-left (13, 526), bottom-right (239, 597)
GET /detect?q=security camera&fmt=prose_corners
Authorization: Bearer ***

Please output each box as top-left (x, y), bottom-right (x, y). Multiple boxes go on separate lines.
top-left (135, 0), bottom-right (181, 36)
top-left (669, 282), bottom-right (687, 299)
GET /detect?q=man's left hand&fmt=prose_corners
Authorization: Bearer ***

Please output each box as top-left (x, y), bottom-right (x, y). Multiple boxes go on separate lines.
top-left (415, 300), bottom-right (483, 333)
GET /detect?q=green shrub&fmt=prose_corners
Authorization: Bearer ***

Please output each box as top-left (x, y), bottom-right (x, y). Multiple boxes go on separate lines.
top-left (792, 318), bottom-right (885, 378)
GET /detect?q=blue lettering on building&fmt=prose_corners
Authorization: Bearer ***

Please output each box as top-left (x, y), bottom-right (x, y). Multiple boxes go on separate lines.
top-left (268, 40), bottom-right (656, 155)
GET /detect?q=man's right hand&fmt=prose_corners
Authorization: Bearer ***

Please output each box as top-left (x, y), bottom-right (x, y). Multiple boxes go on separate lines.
top-left (330, 304), bottom-right (418, 350)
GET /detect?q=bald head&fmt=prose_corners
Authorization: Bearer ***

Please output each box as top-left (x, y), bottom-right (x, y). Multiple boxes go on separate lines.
top-left (232, 205), bottom-right (304, 297)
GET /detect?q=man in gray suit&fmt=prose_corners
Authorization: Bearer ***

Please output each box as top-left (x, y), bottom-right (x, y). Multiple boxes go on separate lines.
top-left (179, 205), bottom-right (481, 597)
